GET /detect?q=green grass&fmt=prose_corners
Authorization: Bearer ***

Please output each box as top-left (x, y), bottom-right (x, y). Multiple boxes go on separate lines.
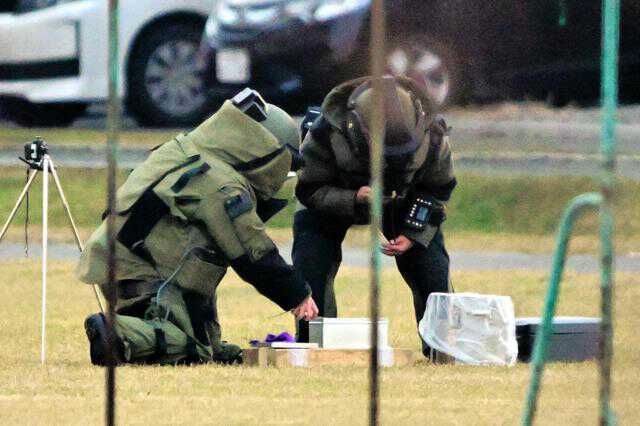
top-left (0, 127), bottom-right (180, 148)
top-left (0, 261), bottom-right (638, 424)
top-left (2, 167), bottom-right (638, 238)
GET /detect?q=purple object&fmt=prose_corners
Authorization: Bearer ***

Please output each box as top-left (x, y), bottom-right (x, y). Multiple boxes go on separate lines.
top-left (250, 332), bottom-right (296, 347)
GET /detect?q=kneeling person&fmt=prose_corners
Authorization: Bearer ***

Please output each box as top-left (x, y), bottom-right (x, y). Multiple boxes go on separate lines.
top-left (78, 90), bottom-right (318, 365)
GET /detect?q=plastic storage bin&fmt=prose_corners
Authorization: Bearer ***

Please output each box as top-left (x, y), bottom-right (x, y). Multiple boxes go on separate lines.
top-left (309, 317), bottom-right (389, 349)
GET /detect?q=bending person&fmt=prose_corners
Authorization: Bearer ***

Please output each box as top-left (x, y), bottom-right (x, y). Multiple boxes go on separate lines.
top-left (294, 76), bottom-right (456, 357)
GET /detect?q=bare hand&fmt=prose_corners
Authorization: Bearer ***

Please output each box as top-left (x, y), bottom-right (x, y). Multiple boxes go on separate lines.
top-left (292, 296), bottom-right (319, 321)
top-left (381, 235), bottom-right (414, 257)
top-left (356, 186), bottom-right (372, 204)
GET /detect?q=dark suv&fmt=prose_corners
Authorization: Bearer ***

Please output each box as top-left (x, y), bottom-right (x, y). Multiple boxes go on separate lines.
top-left (199, 0), bottom-right (640, 108)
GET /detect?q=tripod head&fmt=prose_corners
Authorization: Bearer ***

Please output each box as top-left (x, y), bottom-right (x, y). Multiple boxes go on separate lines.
top-left (19, 137), bottom-right (49, 170)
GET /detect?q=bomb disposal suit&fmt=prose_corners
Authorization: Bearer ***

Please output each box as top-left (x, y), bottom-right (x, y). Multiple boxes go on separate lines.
top-left (77, 95), bottom-right (311, 365)
top-left (293, 76), bottom-right (457, 356)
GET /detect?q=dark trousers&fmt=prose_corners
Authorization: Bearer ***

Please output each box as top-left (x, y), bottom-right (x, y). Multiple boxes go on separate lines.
top-left (292, 209), bottom-right (451, 357)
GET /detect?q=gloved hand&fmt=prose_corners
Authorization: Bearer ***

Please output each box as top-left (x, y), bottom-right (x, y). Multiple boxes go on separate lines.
top-left (292, 296), bottom-right (319, 321)
top-left (381, 234), bottom-right (414, 256)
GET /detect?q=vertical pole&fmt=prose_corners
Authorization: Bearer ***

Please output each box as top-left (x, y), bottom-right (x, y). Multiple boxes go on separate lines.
top-left (521, 194), bottom-right (601, 426)
top-left (106, 0), bottom-right (120, 425)
top-left (41, 157), bottom-right (49, 364)
top-left (368, 1), bottom-right (385, 425)
top-left (599, 0), bottom-right (619, 423)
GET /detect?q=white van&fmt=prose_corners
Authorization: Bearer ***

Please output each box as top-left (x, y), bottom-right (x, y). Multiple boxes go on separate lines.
top-left (0, 0), bottom-right (214, 127)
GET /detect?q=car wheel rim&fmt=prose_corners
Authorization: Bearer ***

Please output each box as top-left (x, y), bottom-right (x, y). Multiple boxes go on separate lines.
top-left (144, 40), bottom-right (206, 117)
top-left (388, 47), bottom-right (451, 106)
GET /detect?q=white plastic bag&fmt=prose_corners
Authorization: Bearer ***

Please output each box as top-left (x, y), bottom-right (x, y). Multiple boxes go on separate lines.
top-left (419, 293), bottom-right (518, 366)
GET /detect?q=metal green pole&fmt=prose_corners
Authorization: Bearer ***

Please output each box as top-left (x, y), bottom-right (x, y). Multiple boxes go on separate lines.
top-left (106, 0), bottom-right (120, 425)
top-left (558, 0), bottom-right (568, 26)
top-left (598, 0), bottom-right (619, 423)
top-left (522, 0), bottom-right (619, 424)
top-left (368, 1), bottom-right (385, 425)
top-left (522, 193), bottom-right (602, 426)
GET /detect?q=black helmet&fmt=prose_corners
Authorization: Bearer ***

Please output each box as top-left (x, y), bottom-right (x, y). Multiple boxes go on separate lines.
top-left (345, 76), bottom-right (429, 166)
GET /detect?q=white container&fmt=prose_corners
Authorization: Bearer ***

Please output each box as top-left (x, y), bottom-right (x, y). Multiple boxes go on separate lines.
top-left (309, 317), bottom-right (389, 349)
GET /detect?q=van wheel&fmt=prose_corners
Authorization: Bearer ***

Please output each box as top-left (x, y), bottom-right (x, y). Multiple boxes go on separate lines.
top-left (387, 37), bottom-right (468, 108)
top-left (127, 21), bottom-right (211, 127)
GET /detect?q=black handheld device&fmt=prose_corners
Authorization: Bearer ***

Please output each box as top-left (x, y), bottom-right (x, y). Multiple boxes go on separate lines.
top-left (300, 106), bottom-right (321, 141)
top-left (404, 196), bottom-right (446, 231)
top-left (231, 88), bottom-right (268, 122)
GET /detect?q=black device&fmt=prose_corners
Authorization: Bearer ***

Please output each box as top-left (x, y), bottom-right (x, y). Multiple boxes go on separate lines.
top-left (20, 137), bottom-right (48, 170)
top-left (403, 196), bottom-right (446, 230)
top-left (404, 197), bottom-right (433, 231)
top-left (231, 88), bottom-right (268, 122)
top-left (300, 106), bottom-right (321, 141)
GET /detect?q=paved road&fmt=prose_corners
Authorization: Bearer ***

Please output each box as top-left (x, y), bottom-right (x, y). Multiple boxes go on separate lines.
top-left (2, 117), bottom-right (639, 179)
top-left (2, 242), bottom-right (638, 274)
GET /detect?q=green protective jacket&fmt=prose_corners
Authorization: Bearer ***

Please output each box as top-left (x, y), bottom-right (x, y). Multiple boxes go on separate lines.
top-left (77, 100), bottom-right (310, 311)
top-left (295, 77), bottom-right (457, 248)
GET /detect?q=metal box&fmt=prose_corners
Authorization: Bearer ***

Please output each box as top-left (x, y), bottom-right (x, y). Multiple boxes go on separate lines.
top-left (516, 316), bottom-right (601, 362)
top-left (309, 317), bottom-right (389, 349)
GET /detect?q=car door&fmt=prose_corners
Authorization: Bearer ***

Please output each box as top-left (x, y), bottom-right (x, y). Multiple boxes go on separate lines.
top-left (477, 0), bottom-right (563, 96)
top-left (554, 0), bottom-right (640, 99)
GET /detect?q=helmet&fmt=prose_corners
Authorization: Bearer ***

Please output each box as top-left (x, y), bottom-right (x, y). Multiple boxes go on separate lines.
top-left (262, 103), bottom-right (303, 171)
top-left (345, 76), bottom-right (427, 164)
top-left (262, 103), bottom-right (299, 152)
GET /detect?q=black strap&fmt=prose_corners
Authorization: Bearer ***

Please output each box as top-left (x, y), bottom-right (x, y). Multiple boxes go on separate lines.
top-left (185, 336), bottom-right (201, 363)
top-left (171, 163), bottom-right (211, 193)
top-left (233, 146), bottom-right (286, 171)
top-left (154, 327), bottom-right (167, 357)
top-left (119, 280), bottom-right (163, 300)
top-left (112, 155), bottom-right (202, 263)
top-left (116, 189), bottom-right (169, 264)
top-left (256, 198), bottom-right (288, 222)
top-left (101, 154), bottom-right (200, 220)
top-left (142, 325), bottom-right (167, 364)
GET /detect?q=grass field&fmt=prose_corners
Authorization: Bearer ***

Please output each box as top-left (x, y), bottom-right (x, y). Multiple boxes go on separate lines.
top-left (2, 167), bottom-right (639, 253)
top-left (0, 260), bottom-right (637, 425)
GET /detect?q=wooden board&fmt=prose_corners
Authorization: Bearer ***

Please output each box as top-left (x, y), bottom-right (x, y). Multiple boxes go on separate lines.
top-left (243, 347), bottom-right (415, 368)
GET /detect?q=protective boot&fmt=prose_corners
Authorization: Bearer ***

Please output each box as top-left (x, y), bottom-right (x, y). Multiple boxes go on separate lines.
top-left (84, 313), bottom-right (124, 366)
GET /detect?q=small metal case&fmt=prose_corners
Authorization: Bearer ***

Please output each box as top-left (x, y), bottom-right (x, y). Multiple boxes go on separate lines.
top-left (516, 316), bottom-right (601, 362)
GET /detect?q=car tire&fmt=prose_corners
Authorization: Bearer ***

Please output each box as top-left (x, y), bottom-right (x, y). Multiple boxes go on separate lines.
top-left (127, 21), bottom-right (211, 127)
top-left (387, 37), bottom-right (468, 108)
top-left (6, 101), bottom-right (87, 127)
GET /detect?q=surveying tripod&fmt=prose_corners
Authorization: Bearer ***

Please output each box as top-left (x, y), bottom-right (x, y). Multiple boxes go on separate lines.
top-left (0, 138), bottom-right (105, 363)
